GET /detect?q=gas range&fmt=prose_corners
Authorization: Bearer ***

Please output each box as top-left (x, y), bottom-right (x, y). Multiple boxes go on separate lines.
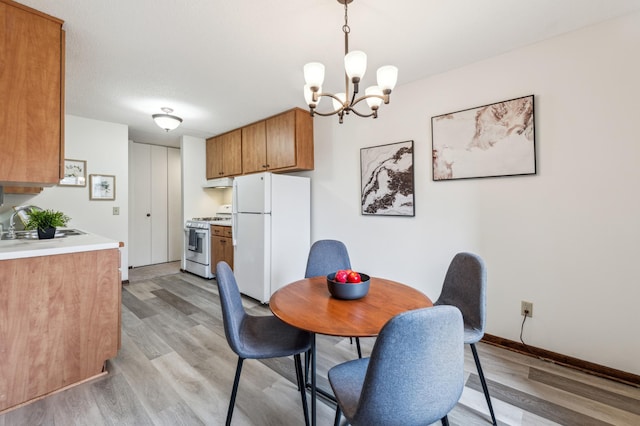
top-left (186, 217), bottom-right (232, 228)
top-left (186, 204), bottom-right (232, 228)
top-left (184, 204), bottom-right (233, 279)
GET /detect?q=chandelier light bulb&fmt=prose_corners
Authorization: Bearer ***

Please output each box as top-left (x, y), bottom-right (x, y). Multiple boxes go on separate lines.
top-left (365, 86), bottom-right (383, 109)
top-left (304, 84), bottom-right (322, 107)
top-left (303, 62), bottom-right (325, 90)
top-left (377, 65), bottom-right (398, 93)
top-left (333, 92), bottom-right (346, 112)
top-left (344, 50), bottom-right (367, 82)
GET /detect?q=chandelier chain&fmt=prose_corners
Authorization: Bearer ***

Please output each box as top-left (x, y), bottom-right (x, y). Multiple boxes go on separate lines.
top-left (343, 1), bottom-right (350, 34)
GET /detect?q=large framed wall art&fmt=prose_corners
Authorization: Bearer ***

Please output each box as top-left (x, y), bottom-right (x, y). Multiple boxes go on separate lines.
top-left (431, 95), bottom-right (536, 181)
top-left (360, 140), bottom-right (415, 216)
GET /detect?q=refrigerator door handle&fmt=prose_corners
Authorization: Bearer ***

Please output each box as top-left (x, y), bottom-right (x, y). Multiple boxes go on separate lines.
top-left (232, 179), bottom-right (238, 246)
top-left (232, 213), bottom-right (237, 246)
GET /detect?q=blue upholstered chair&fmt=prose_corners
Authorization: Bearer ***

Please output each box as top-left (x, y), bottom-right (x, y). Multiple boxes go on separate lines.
top-left (328, 306), bottom-right (465, 426)
top-left (305, 239), bottom-right (362, 358)
top-left (215, 261), bottom-right (312, 426)
top-left (435, 252), bottom-right (497, 425)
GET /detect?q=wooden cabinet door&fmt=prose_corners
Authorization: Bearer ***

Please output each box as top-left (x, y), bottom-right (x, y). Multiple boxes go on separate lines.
top-left (0, 248), bottom-right (120, 412)
top-left (0, 1), bottom-right (64, 185)
top-left (241, 120), bottom-right (267, 174)
top-left (206, 136), bottom-right (223, 179)
top-left (222, 129), bottom-right (242, 176)
top-left (206, 129), bottom-right (242, 178)
top-left (212, 226), bottom-right (233, 268)
top-left (265, 110), bottom-right (297, 170)
top-left (212, 235), bottom-right (233, 270)
top-left (222, 236), bottom-right (233, 269)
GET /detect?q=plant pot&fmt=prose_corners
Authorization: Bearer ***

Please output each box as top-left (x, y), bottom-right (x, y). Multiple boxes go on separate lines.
top-left (38, 227), bottom-right (56, 239)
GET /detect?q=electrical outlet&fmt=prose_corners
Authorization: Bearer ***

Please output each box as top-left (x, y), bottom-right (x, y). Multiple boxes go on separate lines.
top-left (521, 301), bottom-right (533, 318)
top-left (113, 207), bottom-right (120, 215)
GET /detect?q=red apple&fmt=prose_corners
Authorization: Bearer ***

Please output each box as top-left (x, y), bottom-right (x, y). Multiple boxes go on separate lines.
top-left (334, 270), bottom-right (348, 283)
top-left (347, 271), bottom-right (361, 283)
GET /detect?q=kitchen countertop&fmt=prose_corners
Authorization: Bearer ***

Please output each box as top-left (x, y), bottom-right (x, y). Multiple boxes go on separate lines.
top-left (0, 229), bottom-right (119, 260)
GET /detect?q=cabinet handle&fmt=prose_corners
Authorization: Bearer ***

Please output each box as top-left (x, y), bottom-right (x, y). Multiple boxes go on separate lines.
top-left (146, 213), bottom-right (151, 217)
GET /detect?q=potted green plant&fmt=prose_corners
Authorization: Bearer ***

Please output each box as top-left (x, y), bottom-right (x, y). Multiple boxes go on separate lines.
top-left (24, 208), bottom-right (70, 239)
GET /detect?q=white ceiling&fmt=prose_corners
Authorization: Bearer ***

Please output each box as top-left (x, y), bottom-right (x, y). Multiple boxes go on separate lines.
top-left (16, 0), bottom-right (640, 147)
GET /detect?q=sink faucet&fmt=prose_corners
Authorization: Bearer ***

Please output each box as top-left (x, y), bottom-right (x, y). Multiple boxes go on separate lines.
top-left (7, 205), bottom-right (39, 239)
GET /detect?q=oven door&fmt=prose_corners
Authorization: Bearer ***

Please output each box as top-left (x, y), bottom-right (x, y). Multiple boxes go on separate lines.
top-left (185, 227), bottom-right (209, 265)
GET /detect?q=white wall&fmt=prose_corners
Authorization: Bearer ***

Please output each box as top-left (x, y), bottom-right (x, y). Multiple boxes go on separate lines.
top-left (303, 13), bottom-right (640, 375)
top-left (1, 115), bottom-right (130, 280)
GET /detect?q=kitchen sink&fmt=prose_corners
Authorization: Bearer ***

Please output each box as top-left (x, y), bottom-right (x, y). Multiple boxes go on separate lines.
top-left (0, 229), bottom-right (86, 240)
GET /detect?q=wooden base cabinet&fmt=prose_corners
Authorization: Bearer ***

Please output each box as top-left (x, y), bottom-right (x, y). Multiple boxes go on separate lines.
top-left (0, 248), bottom-right (121, 413)
top-left (211, 226), bottom-right (233, 270)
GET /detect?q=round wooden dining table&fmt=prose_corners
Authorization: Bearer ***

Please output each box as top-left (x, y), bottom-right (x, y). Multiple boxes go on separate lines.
top-left (270, 276), bottom-right (433, 426)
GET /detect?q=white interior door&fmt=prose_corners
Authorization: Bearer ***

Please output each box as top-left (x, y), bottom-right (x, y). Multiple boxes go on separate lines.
top-left (130, 142), bottom-right (179, 267)
top-left (150, 145), bottom-right (168, 265)
top-left (130, 143), bottom-right (152, 267)
top-left (167, 147), bottom-right (182, 262)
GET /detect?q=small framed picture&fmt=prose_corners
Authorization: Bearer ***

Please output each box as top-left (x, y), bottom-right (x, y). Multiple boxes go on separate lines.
top-left (59, 159), bottom-right (87, 186)
top-left (89, 174), bottom-right (116, 200)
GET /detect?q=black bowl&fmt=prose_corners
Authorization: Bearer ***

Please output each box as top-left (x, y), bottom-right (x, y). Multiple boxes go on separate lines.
top-left (326, 272), bottom-right (371, 300)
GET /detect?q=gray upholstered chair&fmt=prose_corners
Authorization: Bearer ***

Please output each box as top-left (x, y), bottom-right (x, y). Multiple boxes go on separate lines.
top-left (305, 239), bottom-right (362, 358)
top-left (435, 252), bottom-right (497, 425)
top-left (215, 261), bottom-right (312, 426)
top-left (328, 305), bottom-right (465, 426)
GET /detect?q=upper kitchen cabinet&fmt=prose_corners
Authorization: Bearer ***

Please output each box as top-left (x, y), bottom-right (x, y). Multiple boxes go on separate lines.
top-left (242, 108), bottom-right (314, 174)
top-left (0, 0), bottom-right (65, 186)
top-left (206, 129), bottom-right (242, 179)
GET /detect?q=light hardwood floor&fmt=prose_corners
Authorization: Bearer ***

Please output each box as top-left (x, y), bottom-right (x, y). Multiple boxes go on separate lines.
top-left (1, 262), bottom-right (638, 425)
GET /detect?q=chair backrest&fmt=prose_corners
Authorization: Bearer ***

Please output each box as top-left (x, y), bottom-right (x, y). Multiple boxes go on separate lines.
top-left (435, 252), bottom-right (487, 337)
top-left (304, 239), bottom-right (351, 278)
top-left (353, 306), bottom-right (465, 426)
top-left (215, 261), bottom-right (247, 355)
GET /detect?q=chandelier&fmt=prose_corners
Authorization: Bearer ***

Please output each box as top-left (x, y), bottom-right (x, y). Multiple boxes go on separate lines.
top-left (152, 107), bottom-right (183, 132)
top-left (303, 0), bottom-right (398, 124)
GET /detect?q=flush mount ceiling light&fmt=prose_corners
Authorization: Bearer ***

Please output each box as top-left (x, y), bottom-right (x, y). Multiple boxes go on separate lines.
top-left (303, 0), bottom-right (398, 124)
top-left (152, 107), bottom-right (183, 132)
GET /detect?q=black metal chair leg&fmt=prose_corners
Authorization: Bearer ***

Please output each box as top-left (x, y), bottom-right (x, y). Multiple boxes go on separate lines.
top-left (305, 349), bottom-right (311, 384)
top-left (226, 357), bottom-right (244, 426)
top-left (441, 415), bottom-right (450, 426)
top-left (334, 405), bottom-right (342, 426)
top-left (470, 343), bottom-right (497, 425)
top-left (294, 354), bottom-right (310, 426)
top-left (355, 337), bottom-right (362, 359)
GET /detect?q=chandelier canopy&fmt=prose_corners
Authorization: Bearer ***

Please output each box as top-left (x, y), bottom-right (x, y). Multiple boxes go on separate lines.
top-left (303, 0), bottom-right (398, 123)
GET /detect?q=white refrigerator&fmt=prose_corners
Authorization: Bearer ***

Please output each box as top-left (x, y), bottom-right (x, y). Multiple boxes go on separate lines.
top-left (232, 172), bottom-right (311, 303)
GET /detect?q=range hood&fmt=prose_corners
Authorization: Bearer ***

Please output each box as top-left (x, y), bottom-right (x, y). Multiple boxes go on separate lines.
top-left (203, 177), bottom-right (234, 188)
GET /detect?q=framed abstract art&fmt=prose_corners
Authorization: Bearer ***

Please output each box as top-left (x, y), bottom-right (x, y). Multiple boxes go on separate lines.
top-left (431, 95), bottom-right (536, 181)
top-left (360, 140), bottom-right (415, 216)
